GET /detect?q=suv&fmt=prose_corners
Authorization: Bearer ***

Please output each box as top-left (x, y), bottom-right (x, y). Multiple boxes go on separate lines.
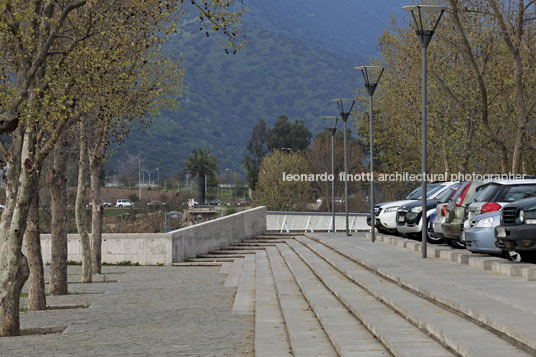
top-left (495, 197), bottom-right (536, 262)
top-left (116, 199), bottom-right (134, 208)
top-left (467, 180), bottom-right (536, 220)
top-left (441, 181), bottom-right (488, 247)
top-left (370, 183), bottom-right (447, 234)
top-left (431, 183), bottom-right (462, 242)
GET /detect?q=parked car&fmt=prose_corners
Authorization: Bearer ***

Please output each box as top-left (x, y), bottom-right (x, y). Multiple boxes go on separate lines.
top-left (209, 199), bottom-right (222, 206)
top-left (147, 200), bottom-right (165, 206)
top-left (395, 181), bottom-right (460, 240)
top-left (369, 183), bottom-right (448, 234)
top-left (116, 199), bottom-right (134, 208)
top-left (467, 179), bottom-right (536, 220)
top-left (432, 183), bottom-right (462, 242)
top-left (495, 197), bottom-right (536, 262)
top-left (236, 199), bottom-right (250, 206)
top-left (86, 199), bottom-right (113, 208)
top-left (441, 181), bottom-right (488, 247)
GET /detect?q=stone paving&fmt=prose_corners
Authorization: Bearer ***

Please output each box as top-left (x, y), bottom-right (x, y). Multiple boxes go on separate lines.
top-left (1, 266), bottom-right (254, 356)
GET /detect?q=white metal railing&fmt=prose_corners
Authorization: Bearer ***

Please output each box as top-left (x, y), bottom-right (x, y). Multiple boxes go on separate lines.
top-left (266, 211), bottom-right (370, 233)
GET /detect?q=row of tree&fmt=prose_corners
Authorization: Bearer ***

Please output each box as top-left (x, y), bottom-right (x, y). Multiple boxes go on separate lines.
top-left (0, 0), bottom-right (245, 337)
top-left (357, 0), bottom-right (536, 180)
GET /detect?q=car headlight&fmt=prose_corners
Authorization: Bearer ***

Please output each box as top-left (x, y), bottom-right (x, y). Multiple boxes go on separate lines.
top-left (474, 216), bottom-right (494, 228)
top-left (519, 209), bottom-right (525, 224)
top-left (411, 206), bottom-right (422, 213)
top-left (383, 206), bottom-right (398, 213)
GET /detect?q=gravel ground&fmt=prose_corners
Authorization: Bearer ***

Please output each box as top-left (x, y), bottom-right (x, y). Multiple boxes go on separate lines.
top-left (1, 265), bottom-right (254, 356)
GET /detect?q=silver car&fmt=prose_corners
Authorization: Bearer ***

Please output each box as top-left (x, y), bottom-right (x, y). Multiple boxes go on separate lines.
top-left (464, 210), bottom-right (520, 261)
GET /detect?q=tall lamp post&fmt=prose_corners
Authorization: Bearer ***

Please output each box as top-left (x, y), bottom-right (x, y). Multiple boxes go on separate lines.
top-left (323, 116), bottom-right (339, 232)
top-left (403, 4), bottom-right (445, 258)
top-left (138, 151), bottom-right (143, 201)
top-left (356, 65), bottom-right (384, 243)
top-left (332, 98), bottom-right (356, 236)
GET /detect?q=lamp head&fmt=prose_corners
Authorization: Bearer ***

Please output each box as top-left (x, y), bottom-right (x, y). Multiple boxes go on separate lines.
top-left (331, 98), bottom-right (356, 121)
top-left (402, 4), bottom-right (446, 48)
top-left (355, 65), bottom-right (384, 96)
top-left (322, 116), bottom-right (339, 135)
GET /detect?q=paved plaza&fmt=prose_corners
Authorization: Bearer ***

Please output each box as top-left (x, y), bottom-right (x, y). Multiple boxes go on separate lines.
top-left (1, 266), bottom-right (254, 356)
top-left (3, 232), bottom-right (536, 356)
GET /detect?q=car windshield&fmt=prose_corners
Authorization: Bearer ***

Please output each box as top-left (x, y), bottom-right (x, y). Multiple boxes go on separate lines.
top-left (501, 184), bottom-right (536, 202)
top-left (471, 184), bottom-right (498, 203)
top-left (406, 184), bottom-right (441, 200)
top-left (437, 183), bottom-right (461, 203)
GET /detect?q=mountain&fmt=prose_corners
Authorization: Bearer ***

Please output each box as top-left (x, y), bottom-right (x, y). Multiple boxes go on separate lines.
top-left (106, 0), bottom-right (405, 178)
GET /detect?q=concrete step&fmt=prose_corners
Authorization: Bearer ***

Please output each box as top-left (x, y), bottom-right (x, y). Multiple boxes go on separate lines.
top-left (302, 234), bottom-right (535, 356)
top-left (277, 243), bottom-right (388, 356)
top-left (223, 258), bottom-right (244, 288)
top-left (198, 254), bottom-right (246, 259)
top-left (209, 250), bottom-right (258, 255)
top-left (265, 246), bottom-right (337, 356)
top-left (218, 262), bottom-right (232, 274)
top-left (223, 246), bottom-right (267, 251)
top-left (255, 250), bottom-right (292, 356)
top-left (286, 239), bottom-right (453, 357)
top-left (185, 258), bottom-right (235, 263)
top-left (230, 242), bottom-right (277, 247)
top-left (256, 235), bottom-right (295, 240)
top-left (242, 239), bottom-right (289, 244)
top-left (172, 262), bottom-right (222, 267)
top-left (232, 254), bottom-right (256, 315)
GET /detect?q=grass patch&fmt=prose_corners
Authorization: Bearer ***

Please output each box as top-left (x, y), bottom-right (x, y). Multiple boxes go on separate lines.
top-left (20, 304), bottom-right (91, 312)
top-left (67, 260), bottom-right (82, 265)
top-left (20, 292), bottom-right (50, 298)
top-left (102, 260), bottom-right (139, 266)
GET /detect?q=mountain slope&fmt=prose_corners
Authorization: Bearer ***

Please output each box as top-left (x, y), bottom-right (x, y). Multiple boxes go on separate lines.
top-left (107, 1), bottom-right (404, 177)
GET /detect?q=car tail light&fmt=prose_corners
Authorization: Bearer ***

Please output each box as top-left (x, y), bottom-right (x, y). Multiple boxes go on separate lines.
top-left (481, 202), bottom-right (501, 213)
top-left (456, 184), bottom-right (471, 207)
top-left (441, 204), bottom-right (447, 216)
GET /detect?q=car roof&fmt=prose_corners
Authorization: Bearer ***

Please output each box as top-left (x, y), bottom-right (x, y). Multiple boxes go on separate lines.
top-left (488, 179), bottom-right (536, 185)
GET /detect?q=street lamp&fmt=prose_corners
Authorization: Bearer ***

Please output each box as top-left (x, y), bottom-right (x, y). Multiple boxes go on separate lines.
top-left (141, 168), bottom-right (159, 188)
top-left (355, 65), bottom-right (384, 243)
top-left (138, 151), bottom-right (143, 201)
top-left (323, 116), bottom-right (339, 233)
top-left (403, 4), bottom-right (446, 258)
top-left (332, 98), bottom-right (356, 236)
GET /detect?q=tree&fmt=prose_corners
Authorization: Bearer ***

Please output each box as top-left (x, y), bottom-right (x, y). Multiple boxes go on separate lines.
top-left (185, 149), bottom-right (219, 204)
top-left (267, 115), bottom-right (312, 151)
top-left (305, 130), bottom-right (365, 212)
top-left (0, 0), bottom-right (246, 336)
top-left (243, 118), bottom-right (270, 190)
top-left (255, 149), bottom-right (311, 210)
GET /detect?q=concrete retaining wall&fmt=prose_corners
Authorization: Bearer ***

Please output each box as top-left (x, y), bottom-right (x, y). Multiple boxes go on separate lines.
top-left (37, 206), bottom-right (267, 266)
top-left (170, 206), bottom-right (266, 262)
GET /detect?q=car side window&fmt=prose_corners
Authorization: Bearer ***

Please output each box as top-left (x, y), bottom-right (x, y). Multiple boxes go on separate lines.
top-left (470, 184), bottom-right (498, 203)
top-left (501, 185), bottom-right (536, 202)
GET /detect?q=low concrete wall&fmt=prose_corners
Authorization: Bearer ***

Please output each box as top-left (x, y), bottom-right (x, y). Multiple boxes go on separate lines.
top-left (37, 206), bottom-right (267, 266)
top-left (170, 206), bottom-right (266, 262)
top-left (39, 233), bottom-right (173, 266)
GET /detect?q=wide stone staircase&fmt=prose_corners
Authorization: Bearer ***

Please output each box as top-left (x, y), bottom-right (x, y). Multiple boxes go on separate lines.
top-left (175, 233), bottom-right (536, 357)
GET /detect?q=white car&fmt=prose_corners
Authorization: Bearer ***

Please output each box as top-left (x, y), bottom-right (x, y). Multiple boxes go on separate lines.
top-left (373, 183), bottom-right (452, 233)
top-left (116, 199), bottom-right (134, 208)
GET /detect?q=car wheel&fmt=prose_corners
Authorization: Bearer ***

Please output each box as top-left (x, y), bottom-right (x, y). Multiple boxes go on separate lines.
top-left (519, 252), bottom-right (536, 263)
top-left (427, 218), bottom-right (444, 244)
top-left (502, 250), bottom-right (521, 262)
top-left (446, 239), bottom-right (465, 249)
top-left (118, 205), bottom-right (123, 208)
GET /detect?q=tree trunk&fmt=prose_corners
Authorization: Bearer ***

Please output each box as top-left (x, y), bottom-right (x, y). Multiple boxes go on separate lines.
top-left (90, 159), bottom-right (103, 274)
top-left (75, 121), bottom-right (91, 283)
top-left (198, 174), bottom-right (205, 204)
top-left (49, 133), bottom-right (69, 295)
top-left (24, 176), bottom-right (46, 311)
top-left (0, 126), bottom-right (37, 336)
